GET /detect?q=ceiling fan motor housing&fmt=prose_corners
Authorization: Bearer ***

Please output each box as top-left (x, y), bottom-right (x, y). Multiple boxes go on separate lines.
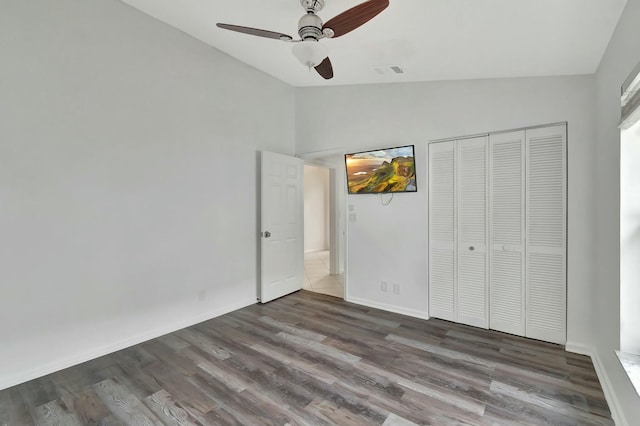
top-left (298, 13), bottom-right (323, 40)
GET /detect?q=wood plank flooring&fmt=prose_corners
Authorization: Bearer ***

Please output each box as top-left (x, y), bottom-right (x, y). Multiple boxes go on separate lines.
top-left (0, 291), bottom-right (613, 425)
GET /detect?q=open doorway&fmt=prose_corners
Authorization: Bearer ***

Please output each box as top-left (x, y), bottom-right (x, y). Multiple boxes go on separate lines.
top-left (303, 163), bottom-right (345, 298)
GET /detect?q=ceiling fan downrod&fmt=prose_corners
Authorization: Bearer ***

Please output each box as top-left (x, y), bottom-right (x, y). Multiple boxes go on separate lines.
top-left (300, 0), bottom-right (325, 13)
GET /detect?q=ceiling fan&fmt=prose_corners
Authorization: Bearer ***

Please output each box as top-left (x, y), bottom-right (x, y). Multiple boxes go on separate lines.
top-left (216, 0), bottom-right (390, 80)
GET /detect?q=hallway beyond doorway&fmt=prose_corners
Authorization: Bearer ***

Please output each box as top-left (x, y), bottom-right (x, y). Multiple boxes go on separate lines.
top-left (303, 250), bottom-right (344, 298)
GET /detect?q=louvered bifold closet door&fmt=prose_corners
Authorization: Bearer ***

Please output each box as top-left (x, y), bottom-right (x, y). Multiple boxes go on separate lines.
top-left (489, 131), bottom-right (526, 336)
top-left (525, 125), bottom-right (567, 344)
top-left (456, 137), bottom-right (489, 328)
top-left (429, 141), bottom-right (456, 321)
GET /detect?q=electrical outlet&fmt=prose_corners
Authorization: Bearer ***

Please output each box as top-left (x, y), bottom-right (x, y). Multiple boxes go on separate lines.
top-left (381, 280), bottom-right (388, 292)
top-left (392, 283), bottom-right (400, 295)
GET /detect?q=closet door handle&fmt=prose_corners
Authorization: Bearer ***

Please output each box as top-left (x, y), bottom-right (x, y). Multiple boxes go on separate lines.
top-left (469, 246), bottom-right (475, 251)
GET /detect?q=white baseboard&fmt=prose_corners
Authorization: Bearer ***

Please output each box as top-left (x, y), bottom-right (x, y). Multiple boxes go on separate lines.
top-left (565, 342), bottom-right (628, 426)
top-left (0, 298), bottom-right (256, 392)
top-left (345, 296), bottom-right (430, 321)
top-left (564, 341), bottom-right (595, 357)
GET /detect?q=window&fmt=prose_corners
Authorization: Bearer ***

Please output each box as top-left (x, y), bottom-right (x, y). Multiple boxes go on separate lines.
top-left (618, 60), bottom-right (640, 397)
top-left (620, 119), bottom-right (640, 354)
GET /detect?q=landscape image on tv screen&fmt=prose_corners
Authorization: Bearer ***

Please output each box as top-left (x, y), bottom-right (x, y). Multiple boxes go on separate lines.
top-left (345, 145), bottom-right (417, 194)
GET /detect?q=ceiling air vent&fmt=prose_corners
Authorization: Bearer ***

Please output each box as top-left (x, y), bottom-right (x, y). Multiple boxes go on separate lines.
top-left (373, 65), bottom-right (406, 75)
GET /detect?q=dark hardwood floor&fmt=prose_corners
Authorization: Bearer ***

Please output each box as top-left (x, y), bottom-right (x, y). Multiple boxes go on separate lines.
top-left (0, 290), bottom-right (613, 425)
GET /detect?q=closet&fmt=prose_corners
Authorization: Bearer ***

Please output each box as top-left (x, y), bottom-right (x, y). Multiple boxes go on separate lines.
top-left (428, 124), bottom-right (566, 344)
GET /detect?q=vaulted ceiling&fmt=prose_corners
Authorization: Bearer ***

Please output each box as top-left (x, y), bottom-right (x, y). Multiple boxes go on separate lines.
top-left (120, 0), bottom-right (627, 87)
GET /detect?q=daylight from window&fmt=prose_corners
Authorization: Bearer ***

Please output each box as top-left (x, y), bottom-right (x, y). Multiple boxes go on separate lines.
top-left (621, 118), bottom-right (640, 355)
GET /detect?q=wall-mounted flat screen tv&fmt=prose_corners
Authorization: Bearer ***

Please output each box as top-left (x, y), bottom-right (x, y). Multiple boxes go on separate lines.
top-left (345, 145), bottom-right (417, 194)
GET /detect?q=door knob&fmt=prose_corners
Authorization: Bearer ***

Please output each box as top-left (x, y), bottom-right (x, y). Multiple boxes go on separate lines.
top-left (469, 246), bottom-right (475, 251)
top-left (264, 231), bottom-right (271, 238)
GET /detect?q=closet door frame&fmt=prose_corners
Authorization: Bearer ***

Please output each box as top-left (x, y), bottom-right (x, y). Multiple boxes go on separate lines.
top-left (428, 122), bottom-right (567, 345)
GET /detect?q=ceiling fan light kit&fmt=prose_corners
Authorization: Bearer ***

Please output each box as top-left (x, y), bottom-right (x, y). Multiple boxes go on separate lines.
top-left (216, 0), bottom-right (389, 80)
top-left (292, 40), bottom-right (328, 68)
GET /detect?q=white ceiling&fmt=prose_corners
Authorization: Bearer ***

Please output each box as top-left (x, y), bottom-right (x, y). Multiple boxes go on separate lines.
top-left (120, 0), bottom-right (627, 87)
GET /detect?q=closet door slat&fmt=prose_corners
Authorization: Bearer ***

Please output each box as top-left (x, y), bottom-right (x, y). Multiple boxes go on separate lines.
top-left (526, 125), bottom-right (567, 344)
top-left (457, 136), bottom-right (489, 328)
top-left (489, 131), bottom-right (526, 336)
top-left (428, 141), bottom-right (457, 321)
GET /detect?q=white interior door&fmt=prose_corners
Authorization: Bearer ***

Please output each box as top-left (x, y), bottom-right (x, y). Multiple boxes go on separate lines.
top-left (260, 151), bottom-right (304, 303)
top-left (525, 125), bottom-right (567, 344)
top-left (456, 136), bottom-right (489, 328)
top-left (428, 141), bottom-right (457, 321)
top-left (489, 130), bottom-right (526, 336)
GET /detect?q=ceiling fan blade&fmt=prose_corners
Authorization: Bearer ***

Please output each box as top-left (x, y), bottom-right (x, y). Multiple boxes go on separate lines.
top-left (315, 57), bottom-right (334, 80)
top-left (216, 23), bottom-right (293, 41)
top-left (322, 0), bottom-right (389, 38)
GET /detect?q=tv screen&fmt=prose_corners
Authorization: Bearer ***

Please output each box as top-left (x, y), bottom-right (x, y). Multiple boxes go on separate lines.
top-left (345, 145), bottom-right (417, 194)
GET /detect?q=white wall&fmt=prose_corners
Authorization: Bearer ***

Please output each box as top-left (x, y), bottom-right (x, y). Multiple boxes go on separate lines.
top-left (0, 0), bottom-right (294, 390)
top-left (304, 165), bottom-right (330, 252)
top-left (594, 0), bottom-right (640, 422)
top-left (296, 76), bottom-right (597, 341)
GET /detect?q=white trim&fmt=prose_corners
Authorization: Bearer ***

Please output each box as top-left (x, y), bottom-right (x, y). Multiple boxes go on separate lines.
top-left (0, 298), bottom-right (256, 392)
top-left (564, 341), bottom-right (592, 355)
top-left (428, 121), bottom-right (567, 144)
top-left (346, 296), bottom-right (430, 320)
top-left (304, 248), bottom-right (330, 254)
top-left (565, 343), bottom-right (628, 426)
top-left (615, 351), bottom-right (640, 398)
top-left (297, 148), bottom-right (346, 160)
top-left (328, 168), bottom-right (339, 276)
